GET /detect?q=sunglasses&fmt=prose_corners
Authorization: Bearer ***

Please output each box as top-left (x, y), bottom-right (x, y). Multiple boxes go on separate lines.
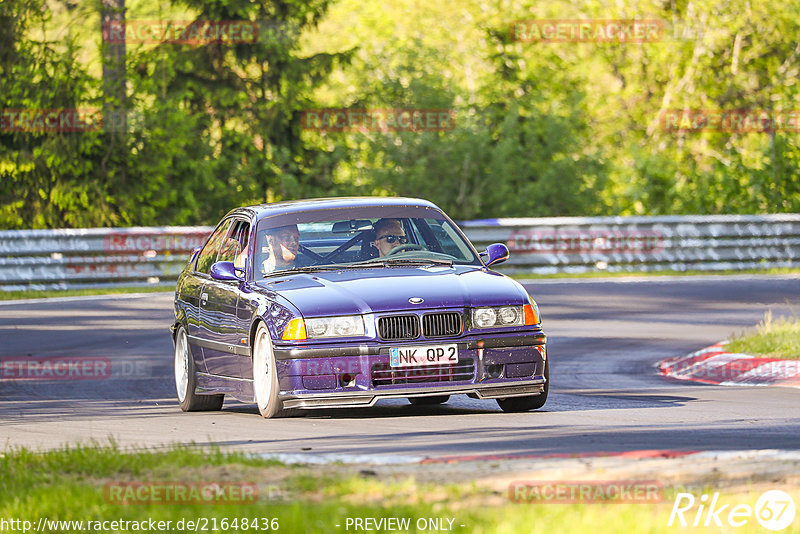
top-left (376, 234), bottom-right (408, 244)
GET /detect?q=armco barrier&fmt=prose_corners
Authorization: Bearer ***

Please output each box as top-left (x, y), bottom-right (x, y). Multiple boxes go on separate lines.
top-left (0, 227), bottom-right (212, 291)
top-left (1, 214), bottom-right (798, 291)
top-left (462, 214), bottom-right (800, 274)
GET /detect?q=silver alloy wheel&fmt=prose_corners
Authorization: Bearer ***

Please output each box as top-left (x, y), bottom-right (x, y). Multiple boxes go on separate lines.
top-left (174, 327), bottom-right (189, 403)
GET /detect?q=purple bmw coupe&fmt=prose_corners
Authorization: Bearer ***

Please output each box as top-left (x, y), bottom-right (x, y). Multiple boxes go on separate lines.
top-left (171, 197), bottom-right (547, 417)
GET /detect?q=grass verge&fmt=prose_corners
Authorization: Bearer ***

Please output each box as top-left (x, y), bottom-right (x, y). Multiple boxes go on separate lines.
top-left (726, 311), bottom-right (800, 359)
top-left (0, 286), bottom-right (172, 301)
top-left (1, 444), bottom-right (794, 533)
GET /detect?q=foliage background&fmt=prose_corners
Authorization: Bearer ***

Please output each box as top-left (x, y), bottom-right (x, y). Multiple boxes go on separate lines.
top-left (1, 0), bottom-right (799, 228)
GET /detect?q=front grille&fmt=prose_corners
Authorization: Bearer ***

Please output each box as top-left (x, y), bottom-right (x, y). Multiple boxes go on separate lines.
top-left (422, 312), bottom-right (462, 337)
top-left (378, 315), bottom-right (420, 340)
top-left (372, 359), bottom-right (475, 386)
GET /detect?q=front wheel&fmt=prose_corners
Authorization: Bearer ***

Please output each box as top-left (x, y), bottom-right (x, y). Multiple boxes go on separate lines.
top-left (496, 359), bottom-right (549, 413)
top-left (252, 322), bottom-right (286, 418)
top-left (174, 325), bottom-right (223, 412)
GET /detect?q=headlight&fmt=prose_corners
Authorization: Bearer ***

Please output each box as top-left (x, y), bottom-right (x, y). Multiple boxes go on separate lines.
top-left (305, 315), bottom-right (366, 338)
top-left (472, 306), bottom-right (524, 328)
top-left (499, 306), bottom-right (520, 325)
top-left (473, 308), bottom-right (497, 328)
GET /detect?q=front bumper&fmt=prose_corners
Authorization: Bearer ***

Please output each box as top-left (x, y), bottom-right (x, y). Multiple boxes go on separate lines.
top-left (281, 379), bottom-right (546, 409)
top-left (273, 331), bottom-right (546, 409)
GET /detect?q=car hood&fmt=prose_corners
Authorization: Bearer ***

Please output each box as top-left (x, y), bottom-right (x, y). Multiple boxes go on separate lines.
top-left (252, 265), bottom-right (529, 317)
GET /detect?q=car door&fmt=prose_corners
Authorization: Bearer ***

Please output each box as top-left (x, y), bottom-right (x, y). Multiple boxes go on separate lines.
top-left (199, 219), bottom-right (251, 378)
top-left (186, 219), bottom-right (234, 373)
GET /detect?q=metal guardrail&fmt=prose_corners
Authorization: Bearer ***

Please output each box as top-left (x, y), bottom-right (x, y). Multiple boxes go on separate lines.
top-left (462, 214), bottom-right (800, 275)
top-left (1, 214), bottom-right (798, 291)
top-left (0, 227), bottom-right (211, 291)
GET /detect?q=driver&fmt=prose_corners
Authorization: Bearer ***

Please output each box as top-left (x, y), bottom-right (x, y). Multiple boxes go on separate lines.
top-left (262, 224), bottom-right (300, 273)
top-left (372, 218), bottom-right (408, 257)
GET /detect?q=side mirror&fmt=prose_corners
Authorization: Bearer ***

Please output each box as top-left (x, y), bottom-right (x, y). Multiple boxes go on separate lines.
top-left (482, 243), bottom-right (510, 267)
top-left (210, 261), bottom-right (243, 282)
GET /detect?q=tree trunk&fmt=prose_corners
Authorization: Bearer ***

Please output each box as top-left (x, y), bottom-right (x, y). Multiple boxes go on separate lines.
top-left (100, 0), bottom-right (127, 182)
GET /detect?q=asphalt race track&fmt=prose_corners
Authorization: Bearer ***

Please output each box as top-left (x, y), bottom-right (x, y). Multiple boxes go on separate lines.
top-left (2, 275), bottom-right (799, 459)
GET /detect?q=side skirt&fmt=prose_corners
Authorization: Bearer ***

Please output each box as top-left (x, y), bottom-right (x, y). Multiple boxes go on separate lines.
top-left (196, 372), bottom-right (255, 403)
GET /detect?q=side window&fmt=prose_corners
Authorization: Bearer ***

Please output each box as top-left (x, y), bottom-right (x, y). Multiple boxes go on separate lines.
top-left (218, 220), bottom-right (250, 269)
top-left (414, 219), bottom-right (471, 259)
top-left (409, 219), bottom-right (443, 253)
top-left (196, 219), bottom-right (233, 274)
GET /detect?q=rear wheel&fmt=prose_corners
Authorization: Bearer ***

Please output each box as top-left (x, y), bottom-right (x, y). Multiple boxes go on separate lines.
top-left (174, 325), bottom-right (224, 412)
top-left (253, 322), bottom-right (286, 418)
top-left (408, 395), bottom-right (450, 405)
top-left (496, 359), bottom-right (549, 413)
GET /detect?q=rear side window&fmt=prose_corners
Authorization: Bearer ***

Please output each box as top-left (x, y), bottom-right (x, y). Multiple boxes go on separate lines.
top-left (195, 219), bottom-right (233, 274)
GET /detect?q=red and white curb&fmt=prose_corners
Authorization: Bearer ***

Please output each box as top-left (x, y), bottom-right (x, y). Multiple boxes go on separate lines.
top-left (658, 342), bottom-right (800, 388)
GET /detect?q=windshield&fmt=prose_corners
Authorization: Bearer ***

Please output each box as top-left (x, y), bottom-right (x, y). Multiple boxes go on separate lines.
top-left (252, 205), bottom-right (481, 278)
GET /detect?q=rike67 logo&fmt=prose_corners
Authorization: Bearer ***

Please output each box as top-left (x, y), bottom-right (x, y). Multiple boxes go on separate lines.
top-left (668, 490), bottom-right (795, 531)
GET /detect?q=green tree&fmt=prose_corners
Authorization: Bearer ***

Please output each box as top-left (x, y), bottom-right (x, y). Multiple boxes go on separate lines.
top-left (0, 0), bottom-right (114, 228)
top-left (122, 0), bottom-right (354, 224)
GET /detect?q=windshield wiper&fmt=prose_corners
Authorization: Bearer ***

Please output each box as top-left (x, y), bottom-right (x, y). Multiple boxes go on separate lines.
top-left (353, 258), bottom-right (454, 267)
top-left (260, 264), bottom-right (347, 278)
top-left (262, 259), bottom-right (454, 278)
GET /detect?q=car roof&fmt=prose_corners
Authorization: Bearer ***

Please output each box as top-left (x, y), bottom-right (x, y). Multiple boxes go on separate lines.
top-left (227, 196), bottom-right (441, 221)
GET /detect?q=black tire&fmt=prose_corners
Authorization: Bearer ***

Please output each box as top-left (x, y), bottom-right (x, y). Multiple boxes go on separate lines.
top-left (252, 322), bottom-right (287, 418)
top-left (174, 325), bottom-right (224, 412)
top-left (409, 395), bottom-right (450, 405)
top-left (496, 359), bottom-right (549, 412)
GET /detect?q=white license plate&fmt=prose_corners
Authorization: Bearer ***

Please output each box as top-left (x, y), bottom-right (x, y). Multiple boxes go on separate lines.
top-left (389, 344), bottom-right (458, 367)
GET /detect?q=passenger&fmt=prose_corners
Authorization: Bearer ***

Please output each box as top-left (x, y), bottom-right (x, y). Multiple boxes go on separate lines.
top-left (372, 218), bottom-right (409, 257)
top-left (233, 243), bottom-right (248, 270)
top-left (262, 224), bottom-right (300, 272)
top-left (232, 229), bottom-right (250, 270)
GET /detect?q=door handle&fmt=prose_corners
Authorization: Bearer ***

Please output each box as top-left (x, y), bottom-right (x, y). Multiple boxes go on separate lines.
top-left (201, 292), bottom-right (208, 305)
